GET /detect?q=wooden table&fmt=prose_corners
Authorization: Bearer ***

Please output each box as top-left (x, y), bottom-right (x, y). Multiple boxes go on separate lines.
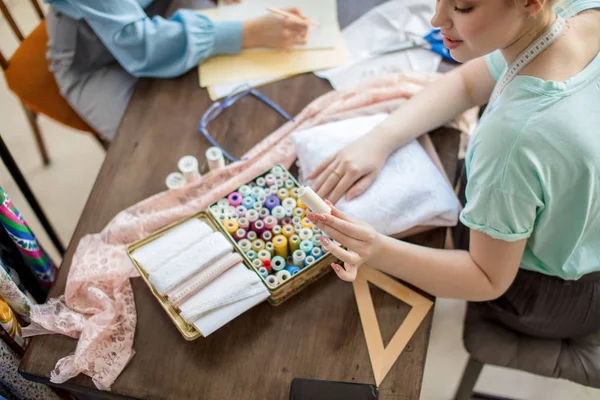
top-left (20, 1), bottom-right (460, 399)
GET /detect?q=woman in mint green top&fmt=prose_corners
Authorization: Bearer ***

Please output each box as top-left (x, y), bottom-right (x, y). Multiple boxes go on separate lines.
top-left (306, 0), bottom-right (600, 339)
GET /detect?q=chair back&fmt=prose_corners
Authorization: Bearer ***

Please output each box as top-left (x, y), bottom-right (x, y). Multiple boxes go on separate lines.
top-left (0, 0), bottom-right (45, 71)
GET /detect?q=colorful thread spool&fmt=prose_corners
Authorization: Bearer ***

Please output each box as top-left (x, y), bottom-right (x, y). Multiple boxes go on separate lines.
top-left (263, 259), bottom-right (272, 272)
top-left (311, 235), bottom-right (322, 247)
top-left (281, 225), bottom-right (295, 238)
top-left (272, 225), bottom-right (282, 235)
top-left (276, 270), bottom-right (291, 284)
top-left (259, 208), bottom-right (270, 219)
top-left (290, 187), bottom-right (300, 199)
top-left (296, 197), bottom-right (307, 209)
top-left (265, 195), bottom-right (280, 210)
top-left (258, 266), bottom-right (269, 278)
top-left (246, 209), bottom-right (259, 222)
top-left (265, 173), bottom-right (276, 186)
top-left (311, 247), bottom-right (323, 259)
top-left (217, 214), bottom-right (227, 223)
top-left (285, 208), bottom-right (293, 217)
top-left (258, 249), bottom-right (271, 262)
top-left (239, 185), bottom-right (251, 196)
top-left (289, 235), bottom-right (301, 253)
top-left (297, 186), bottom-right (331, 214)
top-left (300, 239), bottom-right (314, 254)
top-left (256, 177), bottom-right (266, 187)
top-left (238, 239), bottom-right (252, 252)
top-left (276, 178), bottom-right (284, 187)
top-left (228, 192), bottom-right (243, 207)
top-left (251, 186), bottom-right (265, 199)
top-left (246, 250), bottom-right (257, 260)
top-left (299, 228), bottom-right (313, 241)
top-left (217, 198), bottom-right (229, 208)
top-left (292, 249), bottom-right (306, 267)
top-left (304, 255), bottom-right (315, 268)
top-left (271, 165), bottom-right (284, 177)
top-left (247, 231), bottom-right (258, 241)
top-left (293, 207), bottom-right (305, 218)
top-left (238, 217), bottom-right (249, 230)
top-left (292, 216), bottom-right (301, 225)
top-left (235, 205), bottom-right (248, 218)
top-left (252, 239), bottom-right (265, 252)
top-left (312, 225), bottom-right (320, 234)
top-left (206, 147), bottom-right (225, 170)
top-left (264, 216), bottom-right (278, 230)
top-left (234, 229), bottom-right (247, 241)
top-left (277, 188), bottom-right (289, 201)
top-left (252, 220), bottom-right (266, 235)
top-left (253, 202), bottom-right (263, 211)
top-left (281, 172), bottom-right (290, 181)
top-left (265, 275), bottom-right (278, 288)
top-left (252, 259), bottom-right (263, 268)
top-left (273, 235), bottom-right (289, 259)
top-left (258, 195), bottom-right (267, 204)
top-left (271, 256), bottom-right (286, 272)
top-left (261, 231), bottom-right (273, 242)
top-left (285, 179), bottom-right (295, 189)
top-left (285, 265), bottom-right (301, 276)
top-left (281, 217), bottom-right (293, 226)
top-left (294, 223), bottom-right (303, 232)
top-left (242, 196), bottom-right (255, 209)
top-left (272, 206), bottom-right (286, 220)
top-left (265, 242), bottom-right (275, 256)
top-left (165, 172), bottom-right (185, 190)
top-left (301, 218), bottom-right (314, 229)
top-left (224, 219), bottom-right (239, 234)
top-left (282, 197), bottom-right (297, 210)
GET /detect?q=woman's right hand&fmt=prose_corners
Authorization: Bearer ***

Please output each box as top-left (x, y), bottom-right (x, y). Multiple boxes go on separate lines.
top-left (242, 8), bottom-right (309, 50)
top-left (307, 136), bottom-right (391, 205)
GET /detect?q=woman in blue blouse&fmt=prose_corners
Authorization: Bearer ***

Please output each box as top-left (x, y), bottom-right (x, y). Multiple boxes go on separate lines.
top-left (45, 0), bottom-right (310, 140)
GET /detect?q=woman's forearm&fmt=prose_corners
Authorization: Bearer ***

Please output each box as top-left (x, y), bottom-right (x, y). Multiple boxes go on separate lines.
top-left (369, 234), bottom-right (501, 301)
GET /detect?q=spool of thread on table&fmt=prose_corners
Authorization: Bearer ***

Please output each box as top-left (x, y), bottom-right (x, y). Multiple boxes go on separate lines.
top-left (271, 165), bottom-right (284, 177)
top-left (259, 208), bottom-right (270, 219)
top-left (227, 192), bottom-right (243, 207)
top-left (261, 230), bottom-right (273, 242)
top-left (265, 195), bottom-right (280, 210)
top-left (272, 225), bottom-right (282, 235)
top-left (225, 219), bottom-right (239, 234)
top-left (234, 229), bottom-right (247, 241)
top-left (206, 147), bottom-right (225, 171)
top-left (252, 239), bottom-right (265, 252)
top-left (264, 216), bottom-right (278, 230)
top-left (265, 242), bottom-right (275, 256)
top-left (242, 196), bottom-right (255, 209)
top-left (300, 239), bottom-right (314, 254)
top-left (238, 239), bottom-right (252, 253)
top-left (178, 155), bottom-right (201, 183)
top-left (235, 205), bottom-right (247, 218)
top-left (251, 186), bottom-right (264, 199)
top-left (281, 172), bottom-right (290, 181)
top-left (258, 249), bottom-right (272, 262)
top-left (311, 247), bottom-right (323, 259)
top-left (165, 172), bottom-right (186, 190)
top-left (252, 220), bottom-right (266, 235)
top-left (285, 179), bottom-right (295, 189)
top-left (311, 234), bottom-right (322, 247)
top-left (282, 197), bottom-right (297, 210)
top-left (276, 270), bottom-right (291, 284)
top-left (238, 217), bottom-right (249, 230)
top-left (246, 210), bottom-right (259, 222)
top-left (297, 186), bottom-right (331, 215)
top-left (247, 231), bottom-right (258, 241)
top-left (293, 249), bottom-right (306, 267)
top-left (253, 202), bottom-right (262, 211)
top-left (271, 256), bottom-right (286, 272)
top-left (304, 255), bottom-right (315, 268)
top-left (256, 177), bottom-right (266, 187)
top-left (312, 225), bottom-right (321, 234)
top-left (293, 207), bottom-right (305, 218)
top-left (285, 265), bottom-right (301, 276)
top-left (239, 185), bottom-right (251, 197)
top-left (273, 235), bottom-right (289, 259)
top-left (290, 188), bottom-right (300, 199)
top-left (265, 173), bottom-right (276, 187)
top-left (289, 235), bottom-right (301, 253)
top-left (299, 228), bottom-right (313, 241)
top-left (266, 275), bottom-right (278, 288)
top-left (282, 225), bottom-right (295, 238)
top-left (252, 258), bottom-right (263, 269)
top-left (272, 206), bottom-right (286, 220)
top-left (246, 250), bottom-right (257, 260)
top-left (277, 188), bottom-right (289, 201)
top-left (258, 266), bottom-right (269, 278)
top-left (301, 218), bottom-right (314, 229)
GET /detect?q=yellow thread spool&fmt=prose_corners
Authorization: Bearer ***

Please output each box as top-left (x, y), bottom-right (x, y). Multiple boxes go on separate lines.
top-left (290, 187), bottom-right (300, 199)
top-left (277, 188), bottom-right (289, 201)
top-left (282, 224), bottom-right (295, 238)
top-left (296, 197), bottom-right (307, 209)
top-left (289, 234), bottom-right (301, 253)
top-left (273, 235), bottom-right (289, 259)
top-left (252, 239), bottom-right (265, 252)
top-left (225, 219), bottom-right (239, 234)
top-left (301, 217), bottom-right (313, 229)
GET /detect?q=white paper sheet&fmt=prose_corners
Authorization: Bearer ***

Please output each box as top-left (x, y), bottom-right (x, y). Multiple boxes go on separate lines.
top-left (315, 0), bottom-right (441, 90)
top-left (217, 0), bottom-right (338, 50)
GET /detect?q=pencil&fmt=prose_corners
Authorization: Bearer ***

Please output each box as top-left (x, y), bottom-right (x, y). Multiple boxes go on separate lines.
top-left (266, 7), bottom-right (319, 26)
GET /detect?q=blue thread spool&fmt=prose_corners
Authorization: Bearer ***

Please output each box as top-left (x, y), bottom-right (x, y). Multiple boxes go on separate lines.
top-left (311, 247), bottom-right (323, 259)
top-left (271, 256), bottom-right (286, 272)
top-left (285, 265), bottom-right (301, 276)
top-left (304, 255), bottom-right (315, 268)
top-left (258, 266), bottom-right (269, 278)
top-left (300, 239), bottom-right (314, 254)
top-left (246, 250), bottom-right (257, 260)
top-left (242, 196), bottom-right (255, 209)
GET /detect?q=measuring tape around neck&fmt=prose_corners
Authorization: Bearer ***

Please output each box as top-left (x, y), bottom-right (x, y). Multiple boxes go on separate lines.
top-left (488, 15), bottom-right (566, 106)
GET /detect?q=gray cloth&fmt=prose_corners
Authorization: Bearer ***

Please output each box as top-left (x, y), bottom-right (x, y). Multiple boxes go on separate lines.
top-left (46, 7), bottom-right (137, 140)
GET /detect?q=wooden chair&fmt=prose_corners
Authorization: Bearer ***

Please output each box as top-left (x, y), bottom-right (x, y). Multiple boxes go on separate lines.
top-left (1, 0), bottom-right (107, 166)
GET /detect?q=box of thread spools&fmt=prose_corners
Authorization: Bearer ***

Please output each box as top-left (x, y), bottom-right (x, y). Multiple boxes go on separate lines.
top-left (208, 164), bottom-right (336, 306)
top-left (127, 164), bottom-right (335, 340)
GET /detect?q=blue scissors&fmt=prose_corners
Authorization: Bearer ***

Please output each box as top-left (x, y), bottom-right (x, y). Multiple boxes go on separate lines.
top-left (377, 29), bottom-right (457, 63)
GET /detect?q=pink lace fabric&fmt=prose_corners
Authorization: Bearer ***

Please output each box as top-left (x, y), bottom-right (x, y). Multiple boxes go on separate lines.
top-left (23, 72), bottom-right (479, 391)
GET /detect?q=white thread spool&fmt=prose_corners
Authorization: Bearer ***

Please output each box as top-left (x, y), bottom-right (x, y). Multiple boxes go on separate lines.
top-left (276, 270), bottom-right (291, 284)
top-left (247, 231), bottom-right (258, 241)
top-left (299, 228), bottom-right (313, 241)
top-left (178, 155), bottom-right (201, 183)
top-left (271, 165), bottom-right (284, 178)
top-left (266, 275), bottom-right (279, 288)
top-left (252, 258), bottom-right (262, 268)
top-left (293, 249), bottom-right (306, 267)
top-left (206, 147), bottom-right (225, 171)
top-left (165, 172), bottom-right (185, 190)
top-left (258, 267), bottom-right (269, 278)
top-left (297, 186), bottom-right (331, 214)
top-left (238, 239), bottom-right (252, 252)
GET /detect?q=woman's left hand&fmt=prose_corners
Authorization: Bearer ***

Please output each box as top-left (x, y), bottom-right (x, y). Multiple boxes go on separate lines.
top-left (307, 201), bottom-right (383, 282)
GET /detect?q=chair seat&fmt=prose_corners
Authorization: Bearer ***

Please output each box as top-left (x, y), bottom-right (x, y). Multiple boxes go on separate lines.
top-left (4, 21), bottom-right (94, 133)
top-left (463, 302), bottom-right (600, 389)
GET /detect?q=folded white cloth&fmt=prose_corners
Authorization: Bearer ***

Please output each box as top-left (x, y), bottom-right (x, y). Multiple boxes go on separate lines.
top-left (292, 113), bottom-right (460, 236)
top-left (179, 263), bottom-right (269, 324)
top-left (132, 219), bottom-right (213, 274)
top-left (149, 232), bottom-right (233, 295)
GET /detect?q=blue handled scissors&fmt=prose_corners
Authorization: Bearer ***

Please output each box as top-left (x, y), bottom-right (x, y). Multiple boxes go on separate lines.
top-left (377, 29), bottom-right (457, 63)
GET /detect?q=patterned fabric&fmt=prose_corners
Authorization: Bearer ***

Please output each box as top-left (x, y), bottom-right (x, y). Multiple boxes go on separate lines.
top-left (0, 339), bottom-right (61, 400)
top-left (0, 300), bottom-right (28, 352)
top-left (0, 188), bottom-right (57, 286)
top-left (0, 259), bottom-right (34, 319)
top-left (24, 72), bottom-right (479, 390)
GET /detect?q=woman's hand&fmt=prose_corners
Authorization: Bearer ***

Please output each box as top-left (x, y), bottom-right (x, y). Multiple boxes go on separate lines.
top-left (307, 201), bottom-right (383, 282)
top-left (307, 136), bottom-right (391, 205)
top-left (242, 8), bottom-right (309, 50)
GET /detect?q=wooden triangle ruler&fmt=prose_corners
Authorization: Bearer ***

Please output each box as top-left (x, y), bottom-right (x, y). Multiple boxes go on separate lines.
top-left (353, 266), bottom-right (433, 386)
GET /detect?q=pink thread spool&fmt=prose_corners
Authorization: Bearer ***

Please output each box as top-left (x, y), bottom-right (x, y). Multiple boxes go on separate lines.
top-left (264, 216), bottom-right (278, 230)
top-left (252, 219), bottom-right (266, 235)
top-left (238, 217), bottom-right (249, 230)
top-left (234, 229), bottom-right (247, 241)
top-left (228, 192), bottom-right (243, 207)
top-left (236, 205), bottom-right (247, 217)
top-left (282, 217), bottom-right (293, 226)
